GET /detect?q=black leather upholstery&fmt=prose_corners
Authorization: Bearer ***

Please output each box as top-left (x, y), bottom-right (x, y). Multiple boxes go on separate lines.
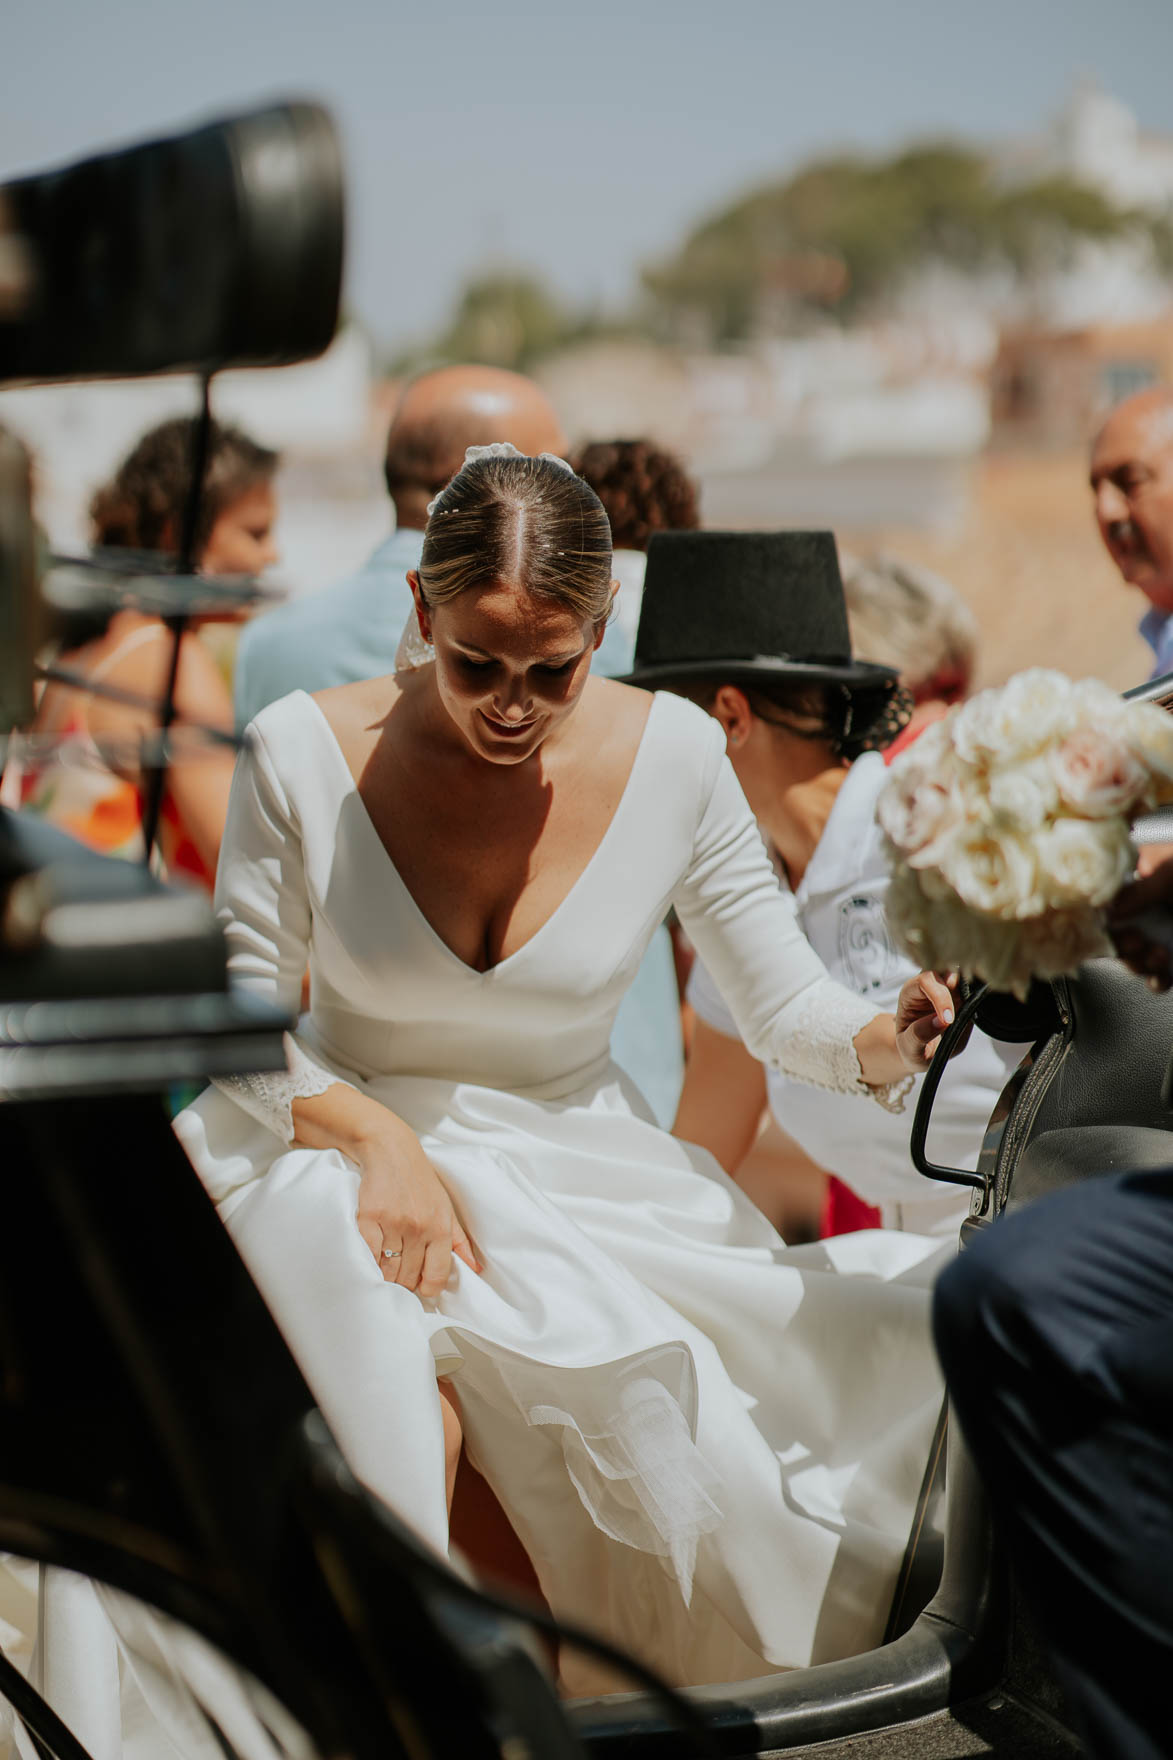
top-left (995, 958), bottom-right (1173, 1211)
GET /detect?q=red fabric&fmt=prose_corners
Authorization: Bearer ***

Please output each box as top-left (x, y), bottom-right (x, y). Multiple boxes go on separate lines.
top-left (822, 1176), bottom-right (882, 1236)
top-left (882, 703), bottom-right (949, 766)
top-left (882, 722), bottom-right (921, 765)
top-left (158, 791), bottom-right (215, 888)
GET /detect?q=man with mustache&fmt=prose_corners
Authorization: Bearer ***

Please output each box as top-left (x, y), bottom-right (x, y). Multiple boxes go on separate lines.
top-left (1090, 385), bottom-right (1173, 680)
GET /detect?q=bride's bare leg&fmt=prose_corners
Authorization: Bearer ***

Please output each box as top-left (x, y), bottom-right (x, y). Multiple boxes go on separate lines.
top-left (439, 1381), bottom-right (462, 1514)
top-left (449, 1458), bottom-right (549, 1610)
top-left (442, 1379), bottom-right (547, 1608)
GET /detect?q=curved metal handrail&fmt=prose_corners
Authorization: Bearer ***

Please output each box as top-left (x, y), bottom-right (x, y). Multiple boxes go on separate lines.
top-left (909, 981), bottom-right (990, 1191)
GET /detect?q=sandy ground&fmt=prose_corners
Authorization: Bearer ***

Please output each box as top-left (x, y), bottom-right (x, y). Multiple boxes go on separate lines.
top-left (849, 449), bottom-right (1153, 693)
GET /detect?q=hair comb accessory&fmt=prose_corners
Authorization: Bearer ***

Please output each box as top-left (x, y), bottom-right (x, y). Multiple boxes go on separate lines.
top-left (462, 440), bottom-right (577, 477)
top-left (461, 447), bottom-right (574, 482)
top-left (427, 442), bottom-right (578, 519)
top-left (463, 441), bottom-right (525, 466)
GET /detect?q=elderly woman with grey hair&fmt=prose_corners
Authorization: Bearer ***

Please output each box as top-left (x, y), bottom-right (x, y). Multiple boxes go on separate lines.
top-left (841, 552), bottom-right (978, 755)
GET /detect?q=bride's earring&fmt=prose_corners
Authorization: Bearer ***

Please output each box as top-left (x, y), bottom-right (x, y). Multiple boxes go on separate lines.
top-left (396, 605), bottom-right (435, 672)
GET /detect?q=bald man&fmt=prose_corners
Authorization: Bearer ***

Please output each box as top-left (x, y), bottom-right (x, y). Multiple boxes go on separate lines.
top-left (1090, 386), bottom-right (1173, 680)
top-left (233, 365), bottom-right (566, 726)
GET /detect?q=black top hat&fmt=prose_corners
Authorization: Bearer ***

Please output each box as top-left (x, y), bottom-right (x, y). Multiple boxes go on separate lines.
top-left (622, 529), bottom-right (898, 694)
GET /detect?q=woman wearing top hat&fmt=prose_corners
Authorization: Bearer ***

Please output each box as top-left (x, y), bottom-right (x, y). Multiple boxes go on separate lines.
top-left (45, 453), bottom-right (968, 1749)
top-left (624, 528), bottom-right (1021, 1238)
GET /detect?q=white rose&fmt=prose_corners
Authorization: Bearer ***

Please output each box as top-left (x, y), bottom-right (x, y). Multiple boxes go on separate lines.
top-left (885, 852), bottom-right (1026, 989)
top-left (1070, 677), bottom-right (1131, 730)
top-left (998, 669), bottom-right (1080, 751)
top-left (1033, 818), bottom-right (1133, 909)
top-left (1124, 700), bottom-right (1173, 802)
top-left (948, 689), bottom-right (1007, 770)
top-left (985, 757), bottom-right (1060, 831)
top-left (951, 670), bottom-right (1075, 768)
top-left (1047, 726), bottom-right (1148, 819)
top-left (936, 823), bottom-right (1042, 920)
top-left (876, 751), bottom-right (964, 856)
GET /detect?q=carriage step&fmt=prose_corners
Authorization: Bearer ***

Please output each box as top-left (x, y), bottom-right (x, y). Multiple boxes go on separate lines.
top-left (757, 1690), bottom-right (1081, 1757)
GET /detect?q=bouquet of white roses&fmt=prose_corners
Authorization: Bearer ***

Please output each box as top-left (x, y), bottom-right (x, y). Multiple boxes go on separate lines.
top-left (877, 669), bottom-right (1173, 998)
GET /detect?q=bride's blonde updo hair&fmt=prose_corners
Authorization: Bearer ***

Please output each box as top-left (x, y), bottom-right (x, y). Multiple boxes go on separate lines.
top-left (418, 449), bottom-right (614, 626)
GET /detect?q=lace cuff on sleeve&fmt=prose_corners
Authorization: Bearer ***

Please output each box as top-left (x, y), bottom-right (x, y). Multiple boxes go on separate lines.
top-left (771, 982), bottom-right (914, 1115)
top-left (213, 1032), bottom-right (353, 1142)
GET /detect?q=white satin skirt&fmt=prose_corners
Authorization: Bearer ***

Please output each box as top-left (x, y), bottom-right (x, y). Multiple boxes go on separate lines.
top-left (176, 1063), bottom-right (948, 1691)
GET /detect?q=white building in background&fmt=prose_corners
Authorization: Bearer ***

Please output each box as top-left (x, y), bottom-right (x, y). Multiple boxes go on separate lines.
top-left (991, 85), bottom-right (1173, 333)
top-left (541, 325), bottom-right (990, 535)
top-left (1036, 84), bottom-right (1173, 214)
top-left (0, 326), bottom-right (389, 598)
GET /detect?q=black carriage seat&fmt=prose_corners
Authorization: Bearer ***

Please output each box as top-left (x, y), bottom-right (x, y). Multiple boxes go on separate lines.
top-left (864, 952), bottom-right (1172, 1729)
top-left (987, 957), bottom-right (1173, 1214)
top-left (907, 952), bottom-right (1173, 1662)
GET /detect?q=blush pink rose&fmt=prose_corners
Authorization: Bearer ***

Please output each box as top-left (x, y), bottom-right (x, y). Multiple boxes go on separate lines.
top-left (1048, 727), bottom-right (1148, 819)
top-left (877, 738), bottom-right (963, 856)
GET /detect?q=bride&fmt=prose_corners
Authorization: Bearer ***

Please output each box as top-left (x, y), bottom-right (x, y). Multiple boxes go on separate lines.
top-left (174, 445), bottom-right (953, 1691)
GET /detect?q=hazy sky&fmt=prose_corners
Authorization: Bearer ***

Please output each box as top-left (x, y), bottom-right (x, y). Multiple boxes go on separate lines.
top-left (7, 0), bottom-right (1173, 352)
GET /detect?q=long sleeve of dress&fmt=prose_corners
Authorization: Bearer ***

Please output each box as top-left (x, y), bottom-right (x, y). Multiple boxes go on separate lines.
top-left (671, 722), bottom-right (911, 1109)
top-left (211, 723), bottom-right (355, 1140)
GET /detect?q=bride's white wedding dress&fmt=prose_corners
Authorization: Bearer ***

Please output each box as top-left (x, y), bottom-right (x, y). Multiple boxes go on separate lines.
top-left (175, 686), bottom-right (947, 1690)
top-left (13, 685), bottom-right (949, 1749)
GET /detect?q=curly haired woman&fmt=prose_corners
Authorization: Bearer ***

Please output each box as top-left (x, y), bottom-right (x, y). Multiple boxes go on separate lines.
top-left (9, 416), bottom-right (279, 883)
top-left (571, 438), bottom-right (700, 679)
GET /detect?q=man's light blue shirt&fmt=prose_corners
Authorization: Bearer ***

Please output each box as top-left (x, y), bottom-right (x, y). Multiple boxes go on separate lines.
top-left (1140, 605), bottom-right (1173, 684)
top-left (234, 529), bottom-right (424, 729)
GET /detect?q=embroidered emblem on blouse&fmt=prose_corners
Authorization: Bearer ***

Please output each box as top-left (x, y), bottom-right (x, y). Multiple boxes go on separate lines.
top-left (837, 894), bottom-right (899, 996)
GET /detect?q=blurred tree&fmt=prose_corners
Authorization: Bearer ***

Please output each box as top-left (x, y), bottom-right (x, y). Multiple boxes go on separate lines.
top-left (643, 143), bottom-right (1153, 342)
top-left (391, 272), bottom-right (572, 374)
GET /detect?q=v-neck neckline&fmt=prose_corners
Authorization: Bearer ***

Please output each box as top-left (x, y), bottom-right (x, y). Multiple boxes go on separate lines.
top-left (299, 688), bottom-right (660, 979)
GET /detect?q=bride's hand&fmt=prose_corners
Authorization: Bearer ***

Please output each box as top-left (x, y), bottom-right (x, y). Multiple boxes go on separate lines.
top-left (354, 1119), bottom-right (482, 1298)
top-left (894, 971), bottom-right (957, 1072)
